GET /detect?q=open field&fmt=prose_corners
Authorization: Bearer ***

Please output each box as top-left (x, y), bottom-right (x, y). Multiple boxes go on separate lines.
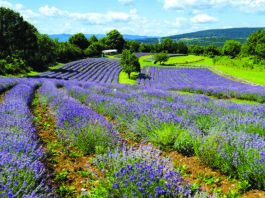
top-left (1, 58), bottom-right (265, 197)
top-left (139, 54), bottom-right (265, 86)
top-left (166, 55), bottom-right (206, 65)
top-left (0, 56), bottom-right (265, 197)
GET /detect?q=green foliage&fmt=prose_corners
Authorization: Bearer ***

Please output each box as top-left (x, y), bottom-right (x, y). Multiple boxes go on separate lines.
top-left (56, 184), bottom-right (75, 197)
top-left (0, 7), bottom-right (38, 60)
top-left (138, 43), bottom-right (151, 52)
top-left (176, 41), bottom-right (188, 54)
top-left (0, 57), bottom-right (29, 75)
top-left (105, 29), bottom-right (125, 53)
top-left (119, 50), bottom-right (140, 79)
top-left (126, 40), bottom-right (140, 52)
top-left (189, 45), bottom-right (204, 55)
top-left (57, 42), bottom-right (83, 63)
top-left (85, 42), bottom-right (104, 57)
top-left (55, 170), bottom-right (69, 182)
top-left (223, 40), bottom-right (241, 58)
top-left (71, 124), bottom-right (113, 155)
top-left (31, 34), bottom-right (58, 71)
top-left (89, 35), bottom-right (98, 43)
top-left (246, 28), bottom-right (265, 61)
top-left (69, 33), bottom-right (89, 50)
top-left (162, 38), bottom-right (173, 53)
top-left (154, 52), bottom-right (169, 64)
top-left (204, 45), bottom-right (221, 57)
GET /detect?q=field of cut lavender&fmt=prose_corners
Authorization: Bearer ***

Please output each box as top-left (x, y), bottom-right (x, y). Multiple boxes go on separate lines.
top-left (33, 58), bottom-right (121, 83)
top-left (1, 63), bottom-right (265, 197)
top-left (141, 67), bottom-right (265, 102)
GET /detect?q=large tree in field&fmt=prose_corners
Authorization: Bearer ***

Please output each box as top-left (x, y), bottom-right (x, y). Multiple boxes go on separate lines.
top-left (119, 50), bottom-right (140, 79)
top-left (154, 53), bottom-right (169, 64)
top-left (223, 40), bottom-right (241, 58)
top-left (106, 29), bottom-right (126, 52)
top-left (69, 33), bottom-right (89, 50)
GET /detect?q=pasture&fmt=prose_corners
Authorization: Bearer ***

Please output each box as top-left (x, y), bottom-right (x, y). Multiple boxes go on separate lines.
top-left (1, 58), bottom-right (265, 197)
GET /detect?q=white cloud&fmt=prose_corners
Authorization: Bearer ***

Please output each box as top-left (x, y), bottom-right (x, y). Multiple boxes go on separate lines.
top-left (0, 0), bottom-right (12, 8)
top-left (39, 5), bottom-right (66, 16)
top-left (118, 0), bottom-right (134, 5)
top-left (163, 0), bottom-right (265, 13)
top-left (191, 13), bottom-right (218, 23)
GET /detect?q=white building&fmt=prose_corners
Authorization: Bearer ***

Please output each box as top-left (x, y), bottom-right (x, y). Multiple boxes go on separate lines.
top-left (102, 49), bottom-right (118, 55)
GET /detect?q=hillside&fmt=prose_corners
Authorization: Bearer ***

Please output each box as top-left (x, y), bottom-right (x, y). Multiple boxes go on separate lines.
top-left (137, 27), bottom-right (264, 46)
top-left (164, 27), bottom-right (264, 46)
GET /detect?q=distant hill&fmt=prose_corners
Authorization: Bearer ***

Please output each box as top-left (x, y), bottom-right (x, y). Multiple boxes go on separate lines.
top-left (162, 27), bottom-right (265, 46)
top-left (48, 34), bottom-right (156, 42)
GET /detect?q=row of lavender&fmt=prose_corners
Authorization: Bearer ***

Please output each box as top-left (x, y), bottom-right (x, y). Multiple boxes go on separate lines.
top-left (140, 67), bottom-right (265, 102)
top-left (0, 78), bottom-right (202, 197)
top-left (36, 80), bottom-right (203, 197)
top-left (64, 80), bottom-right (265, 190)
top-left (34, 58), bottom-right (121, 84)
top-left (0, 78), bottom-right (20, 94)
top-left (0, 80), bottom-right (53, 197)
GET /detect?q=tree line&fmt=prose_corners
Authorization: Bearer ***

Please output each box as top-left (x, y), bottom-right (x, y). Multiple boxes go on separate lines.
top-left (1, 7), bottom-right (265, 76)
top-left (0, 7), bottom-right (127, 75)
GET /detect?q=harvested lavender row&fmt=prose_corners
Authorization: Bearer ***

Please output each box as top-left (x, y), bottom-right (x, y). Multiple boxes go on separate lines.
top-left (37, 80), bottom-right (118, 154)
top-left (142, 67), bottom-right (265, 102)
top-left (33, 58), bottom-right (121, 84)
top-left (92, 145), bottom-right (209, 197)
top-left (65, 81), bottom-right (265, 189)
top-left (0, 82), bottom-right (53, 197)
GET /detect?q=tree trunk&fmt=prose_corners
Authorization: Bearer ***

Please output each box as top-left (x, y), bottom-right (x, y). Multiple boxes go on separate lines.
top-left (128, 72), bottom-right (131, 79)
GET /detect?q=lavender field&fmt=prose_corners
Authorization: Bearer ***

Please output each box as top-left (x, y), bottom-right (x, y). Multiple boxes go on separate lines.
top-left (34, 58), bottom-right (121, 83)
top-left (1, 63), bottom-right (265, 197)
top-left (141, 67), bottom-right (265, 102)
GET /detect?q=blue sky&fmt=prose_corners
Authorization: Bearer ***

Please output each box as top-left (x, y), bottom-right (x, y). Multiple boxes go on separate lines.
top-left (1, 0), bottom-right (265, 36)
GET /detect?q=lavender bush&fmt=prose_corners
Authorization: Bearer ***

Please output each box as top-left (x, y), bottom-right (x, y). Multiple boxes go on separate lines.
top-left (0, 82), bottom-right (53, 197)
top-left (91, 145), bottom-right (200, 197)
top-left (64, 81), bottom-right (265, 189)
top-left (38, 80), bottom-right (118, 154)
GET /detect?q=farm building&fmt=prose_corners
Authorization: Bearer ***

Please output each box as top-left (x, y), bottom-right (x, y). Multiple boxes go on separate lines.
top-left (102, 49), bottom-right (118, 55)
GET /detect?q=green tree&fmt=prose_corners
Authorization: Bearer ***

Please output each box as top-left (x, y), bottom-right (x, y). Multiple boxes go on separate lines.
top-left (190, 45), bottom-right (204, 56)
top-left (139, 43), bottom-right (151, 52)
top-left (162, 38), bottom-right (173, 53)
top-left (177, 42), bottom-right (188, 54)
top-left (246, 28), bottom-right (265, 61)
top-left (85, 42), bottom-right (104, 57)
top-left (89, 35), bottom-right (98, 43)
top-left (223, 40), bottom-right (241, 58)
top-left (154, 52), bottom-right (169, 64)
top-left (69, 33), bottom-right (89, 50)
top-left (255, 41), bottom-right (265, 59)
top-left (31, 34), bottom-right (58, 71)
top-left (0, 7), bottom-right (38, 64)
top-left (57, 42), bottom-right (83, 63)
top-left (119, 50), bottom-right (140, 79)
top-left (106, 29), bottom-right (126, 52)
top-left (204, 45), bottom-right (221, 57)
top-left (126, 40), bottom-right (140, 52)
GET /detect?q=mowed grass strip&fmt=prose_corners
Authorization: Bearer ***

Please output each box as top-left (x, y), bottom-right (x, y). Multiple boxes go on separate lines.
top-left (213, 65), bottom-right (265, 86)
